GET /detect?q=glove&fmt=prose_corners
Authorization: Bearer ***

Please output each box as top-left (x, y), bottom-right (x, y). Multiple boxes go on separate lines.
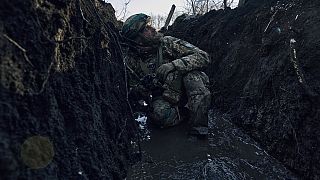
top-left (156, 62), bottom-right (175, 81)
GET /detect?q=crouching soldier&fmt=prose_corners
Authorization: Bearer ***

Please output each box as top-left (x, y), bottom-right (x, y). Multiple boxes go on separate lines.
top-left (121, 13), bottom-right (211, 136)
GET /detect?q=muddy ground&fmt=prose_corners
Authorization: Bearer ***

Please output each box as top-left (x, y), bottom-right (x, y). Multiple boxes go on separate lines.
top-left (128, 109), bottom-right (298, 179)
top-left (0, 0), bottom-right (137, 179)
top-left (1, 0), bottom-right (319, 179)
top-left (167, 0), bottom-right (320, 179)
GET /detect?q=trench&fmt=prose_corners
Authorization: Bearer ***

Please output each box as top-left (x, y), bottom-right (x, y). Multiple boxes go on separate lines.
top-left (127, 109), bottom-right (298, 179)
top-left (1, 0), bottom-right (318, 179)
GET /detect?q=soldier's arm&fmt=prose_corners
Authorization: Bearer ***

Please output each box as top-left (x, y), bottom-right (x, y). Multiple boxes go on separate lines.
top-left (162, 36), bottom-right (210, 73)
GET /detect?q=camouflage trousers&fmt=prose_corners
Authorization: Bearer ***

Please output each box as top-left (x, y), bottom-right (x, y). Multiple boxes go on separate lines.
top-left (150, 71), bottom-right (211, 127)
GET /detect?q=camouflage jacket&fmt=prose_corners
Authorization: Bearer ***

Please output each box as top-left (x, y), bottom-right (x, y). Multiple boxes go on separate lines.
top-left (124, 36), bottom-right (210, 88)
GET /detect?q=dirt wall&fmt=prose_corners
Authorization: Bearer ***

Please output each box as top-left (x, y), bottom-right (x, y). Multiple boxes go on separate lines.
top-left (167, 0), bottom-right (320, 179)
top-left (0, 0), bottom-right (137, 179)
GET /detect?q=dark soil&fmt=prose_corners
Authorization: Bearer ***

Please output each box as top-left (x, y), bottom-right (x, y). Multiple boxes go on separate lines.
top-left (128, 110), bottom-right (298, 179)
top-left (0, 0), bottom-right (138, 179)
top-left (1, 0), bottom-right (319, 179)
top-left (167, 0), bottom-right (320, 179)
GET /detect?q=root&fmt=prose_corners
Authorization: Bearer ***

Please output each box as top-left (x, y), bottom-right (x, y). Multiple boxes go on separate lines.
top-left (78, 0), bottom-right (89, 23)
top-left (2, 34), bottom-right (34, 67)
top-left (31, 58), bottom-right (55, 95)
top-left (264, 9), bottom-right (278, 33)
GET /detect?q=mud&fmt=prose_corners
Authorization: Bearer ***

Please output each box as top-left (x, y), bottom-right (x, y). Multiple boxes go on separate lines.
top-left (0, 0), bottom-right (137, 179)
top-left (1, 0), bottom-right (319, 179)
top-left (127, 110), bottom-right (297, 179)
top-left (167, 0), bottom-right (320, 179)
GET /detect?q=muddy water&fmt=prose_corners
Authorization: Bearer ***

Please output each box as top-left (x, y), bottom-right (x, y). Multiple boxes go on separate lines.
top-left (127, 110), bottom-right (297, 179)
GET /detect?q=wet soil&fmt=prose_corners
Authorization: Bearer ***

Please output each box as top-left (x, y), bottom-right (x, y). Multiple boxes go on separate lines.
top-left (167, 0), bottom-right (320, 178)
top-left (1, 0), bottom-right (319, 179)
top-left (128, 110), bottom-right (297, 179)
top-left (0, 0), bottom-right (137, 179)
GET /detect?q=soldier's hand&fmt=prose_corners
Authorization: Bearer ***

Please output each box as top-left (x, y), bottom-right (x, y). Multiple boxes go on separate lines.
top-left (156, 63), bottom-right (175, 81)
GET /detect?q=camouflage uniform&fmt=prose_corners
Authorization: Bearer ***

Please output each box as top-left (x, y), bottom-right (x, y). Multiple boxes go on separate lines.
top-left (125, 36), bottom-right (211, 128)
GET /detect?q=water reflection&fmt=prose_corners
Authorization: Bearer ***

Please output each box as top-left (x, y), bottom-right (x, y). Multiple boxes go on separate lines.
top-left (128, 109), bottom-right (297, 179)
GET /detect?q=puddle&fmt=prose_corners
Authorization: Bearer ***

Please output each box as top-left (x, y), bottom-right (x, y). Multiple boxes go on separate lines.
top-left (127, 110), bottom-right (297, 180)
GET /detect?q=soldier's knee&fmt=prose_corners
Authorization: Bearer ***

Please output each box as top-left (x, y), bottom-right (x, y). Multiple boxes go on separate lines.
top-left (150, 99), bottom-right (178, 127)
top-left (184, 71), bottom-right (210, 95)
top-left (183, 71), bottom-right (209, 84)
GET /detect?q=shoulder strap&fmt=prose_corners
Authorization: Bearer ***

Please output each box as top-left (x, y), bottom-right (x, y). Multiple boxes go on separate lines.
top-left (157, 41), bottom-right (163, 68)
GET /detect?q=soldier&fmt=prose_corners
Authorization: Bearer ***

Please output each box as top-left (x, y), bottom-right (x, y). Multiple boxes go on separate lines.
top-left (121, 13), bottom-right (211, 136)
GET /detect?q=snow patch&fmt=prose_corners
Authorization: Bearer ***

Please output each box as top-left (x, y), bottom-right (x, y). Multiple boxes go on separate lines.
top-left (135, 115), bottom-right (147, 124)
top-left (290, 38), bottom-right (296, 43)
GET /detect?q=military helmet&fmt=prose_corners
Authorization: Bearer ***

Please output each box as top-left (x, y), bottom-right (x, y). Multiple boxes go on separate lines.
top-left (121, 13), bottom-right (151, 39)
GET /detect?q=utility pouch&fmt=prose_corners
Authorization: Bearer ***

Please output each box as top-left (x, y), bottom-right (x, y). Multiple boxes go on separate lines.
top-left (162, 71), bottom-right (183, 104)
